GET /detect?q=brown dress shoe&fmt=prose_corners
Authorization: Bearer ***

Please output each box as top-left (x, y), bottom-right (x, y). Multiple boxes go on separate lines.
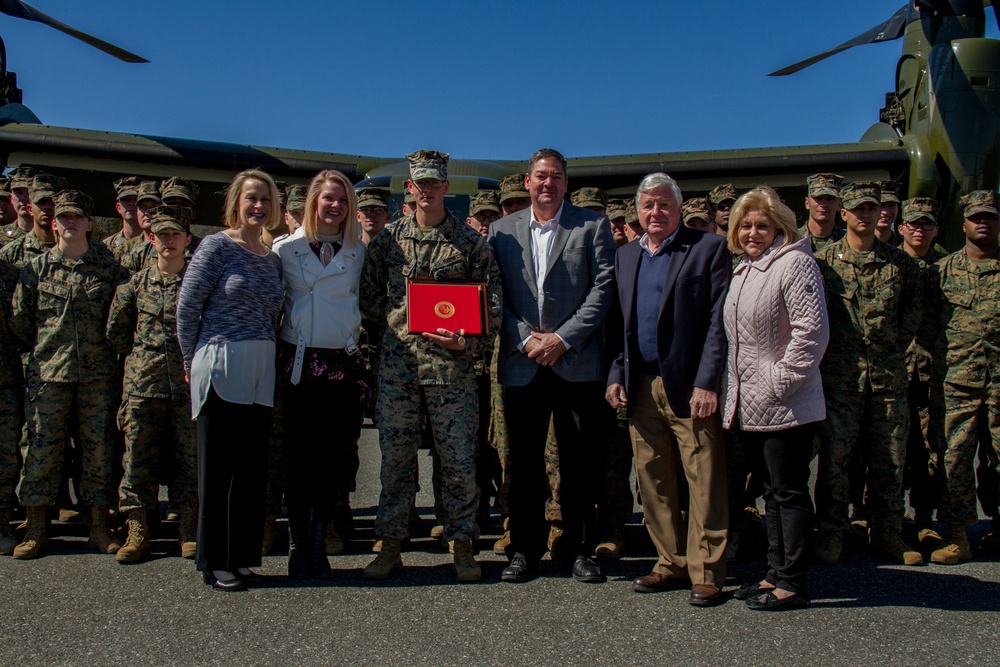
top-left (632, 572), bottom-right (688, 593)
top-left (689, 583), bottom-right (723, 606)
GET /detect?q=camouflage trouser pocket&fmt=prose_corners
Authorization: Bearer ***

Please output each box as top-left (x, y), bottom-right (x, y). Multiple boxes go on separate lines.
top-left (116, 398), bottom-right (130, 433)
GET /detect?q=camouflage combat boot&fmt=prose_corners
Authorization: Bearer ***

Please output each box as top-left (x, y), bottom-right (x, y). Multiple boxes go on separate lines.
top-left (116, 509), bottom-right (151, 564)
top-left (453, 539), bottom-right (482, 583)
top-left (89, 505), bottom-right (123, 554)
top-left (0, 507), bottom-right (16, 555)
top-left (595, 530), bottom-right (625, 560)
top-left (812, 531), bottom-right (843, 565)
top-left (493, 517), bottom-right (511, 555)
top-left (13, 506), bottom-right (48, 559)
top-left (931, 525), bottom-right (972, 565)
top-left (870, 530), bottom-right (924, 566)
top-left (178, 500), bottom-right (197, 559)
top-left (363, 537), bottom-right (403, 580)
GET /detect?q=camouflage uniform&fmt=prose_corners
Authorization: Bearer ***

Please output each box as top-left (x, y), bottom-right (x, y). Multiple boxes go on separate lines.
top-left (102, 177), bottom-right (145, 263)
top-left (927, 194), bottom-right (1000, 528)
top-left (360, 203), bottom-right (502, 542)
top-left (10, 224), bottom-right (129, 508)
top-left (105, 235), bottom-right (196, 513)
top-left (571, 187), bottom-right (608, 211)
top-left (0, 259), bottom-right (23, 511)
top-left (814, 195), bottom-right (922, 536)
top-left (900, 198), bottom-right (946, 524)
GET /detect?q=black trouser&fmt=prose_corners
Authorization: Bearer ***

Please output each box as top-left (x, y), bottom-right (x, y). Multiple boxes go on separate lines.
top-left (505, 368), bottom-right (608, 562)
top-left (743, 423), bottom-right (815, 596)
top-left (282, 379), bottom-right (364, 524)
top-left (195, 388), bottom-right (270, 573)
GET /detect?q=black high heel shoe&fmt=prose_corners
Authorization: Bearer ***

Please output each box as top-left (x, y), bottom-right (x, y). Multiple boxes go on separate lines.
top-left (202, 571), bottom-right (246, 591)
top-left (236, 568), bottom-right (266, 584)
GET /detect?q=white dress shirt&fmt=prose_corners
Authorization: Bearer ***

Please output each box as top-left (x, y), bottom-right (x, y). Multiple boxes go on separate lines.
top-left (521, 202), bottom-right (570, 351)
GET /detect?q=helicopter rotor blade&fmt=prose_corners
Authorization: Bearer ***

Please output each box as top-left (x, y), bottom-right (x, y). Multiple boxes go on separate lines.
top-left (769, 3), bottom-right (910, 76)
top-left (0, 0), bottom-right (148, 63)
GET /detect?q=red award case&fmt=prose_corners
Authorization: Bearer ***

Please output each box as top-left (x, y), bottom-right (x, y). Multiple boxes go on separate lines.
top-left (406, 279), bottom-right (488, 335)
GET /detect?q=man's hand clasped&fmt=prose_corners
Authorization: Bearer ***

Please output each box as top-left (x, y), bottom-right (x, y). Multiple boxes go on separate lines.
top-left (525, 331), bottom-right (566, 367)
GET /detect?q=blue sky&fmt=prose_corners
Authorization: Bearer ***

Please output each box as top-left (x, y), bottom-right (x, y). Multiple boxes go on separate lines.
top-left (3, 1), bottom-right (997, 162)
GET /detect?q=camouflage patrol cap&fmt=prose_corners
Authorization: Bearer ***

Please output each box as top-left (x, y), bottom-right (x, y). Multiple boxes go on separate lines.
top-left (960, 190), bottom-right (1000, 217)
top-left (149, 205), bottom-right (193, 235)
top-left (53, 189), bottom-right (93, 217)
top-left (7, 165), bottom-right (38, 190)
top-left (571, 187), bottom-right (608, 210)
top-left (286, 184), bottom-right (307, 212)
top-left (498, 173), bottom-right (529, 205)
top-left (136, 180), bottom-right (162, 205)
top-left (469, 190), bottom-right (500, 216)
top-left (708, 183), bottom-right (738, 205)
top-left (806, 173), bottom-right (844, 198)
top-left (0, 176), bottom-right (10, 197)
top-left (606, 200), bottom-right (626, 220)
top-left (160, 176), bottom-right (200, 205)
top-left (625, 198), bottom-right (639, 225)
top-left (901, 197), bottom-right (941, 224)
top-left (682, 197), bottom-right (713, 223)
top-left (840, 182), bottom-right (881, 209)
top-left (356, 187), bottom-right (391, 210)
top-left (403, 189), bottom-right (415, 205)
top-left (406, 150), bottom-right (448, 181)
top-left (275, 181), bottom-right (288, 208)
top-left (29, 174), bottom-right (69, 202)
top-left (879, 181), bottom-right (901, 204)
top-left (113, 176), bottom-right (143, 200)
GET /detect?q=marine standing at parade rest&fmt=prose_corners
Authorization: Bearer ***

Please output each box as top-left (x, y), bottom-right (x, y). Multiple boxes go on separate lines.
top-left (898, 197), bottom-right (946, 549)
top-left (926, 190), bottom-right (1000, 564)
top-left (798, 173), bottom-right (846, 251)
top-left (9, 190), bottom-right (129, 559)
top-left (102, 177), bottom-right (145, 262)
top-left (106, 205), bottom-right (199, 563)
top-left (813, 181), bottom-right (924, 567)
top-left (1, 166), bottom-right (39, 247)
top-left (360, 150), bottom-right (502, 583)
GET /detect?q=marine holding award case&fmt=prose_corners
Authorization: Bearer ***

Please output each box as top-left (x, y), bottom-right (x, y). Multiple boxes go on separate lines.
top-left (406, 278), bottom-right (489, 335)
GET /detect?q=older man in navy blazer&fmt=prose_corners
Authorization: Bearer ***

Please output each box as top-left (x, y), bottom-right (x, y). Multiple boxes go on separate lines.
top-left (488, 148), bottom-right (616, 583)
top-left (606, 172), bottom-right (731, 606)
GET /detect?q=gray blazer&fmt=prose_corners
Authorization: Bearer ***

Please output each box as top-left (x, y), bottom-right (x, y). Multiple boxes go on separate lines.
top-left (488, 203), bottom-right (616, 387)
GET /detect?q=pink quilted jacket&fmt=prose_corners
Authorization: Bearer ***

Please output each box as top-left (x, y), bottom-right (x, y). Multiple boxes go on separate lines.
top-left (722, 235), bottom-right (830, 432)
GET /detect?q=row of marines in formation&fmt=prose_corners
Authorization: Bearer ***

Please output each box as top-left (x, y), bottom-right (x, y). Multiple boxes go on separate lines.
top-left (0, 163), bottom-right (996, 585)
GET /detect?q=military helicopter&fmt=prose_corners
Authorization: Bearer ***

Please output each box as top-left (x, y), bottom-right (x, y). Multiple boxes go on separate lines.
top-left (0, 0), bottom-right (997, 248)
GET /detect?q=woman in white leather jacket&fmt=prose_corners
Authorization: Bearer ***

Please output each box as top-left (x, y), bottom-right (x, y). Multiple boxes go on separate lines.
top-left (274, 170), bottom-right (370, 579)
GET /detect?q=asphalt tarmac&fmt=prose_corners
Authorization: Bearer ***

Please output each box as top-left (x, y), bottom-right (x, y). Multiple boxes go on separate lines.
top-left (1, 423), bottom-right (998, 667)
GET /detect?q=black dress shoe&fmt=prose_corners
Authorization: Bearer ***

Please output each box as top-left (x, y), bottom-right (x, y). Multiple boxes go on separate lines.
top-left (235, 569), bottom-right (266, 584)
top-left (745, 590), bottom-right (810, 611)
top-left (501, 553), bottom-right (535, 582)
top-left (733, 581), bottom-right (773, 600)
top-left (202, 571), bottom-right (246, 591)
top-left (571, 557), bottom-right (606, 583)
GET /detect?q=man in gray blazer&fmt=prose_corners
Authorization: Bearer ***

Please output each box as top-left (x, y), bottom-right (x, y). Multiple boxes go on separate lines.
top-left (488, 148), bottom-right (616, 583)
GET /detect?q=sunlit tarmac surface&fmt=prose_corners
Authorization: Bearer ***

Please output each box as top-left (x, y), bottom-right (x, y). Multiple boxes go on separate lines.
top-left (1, 423), bottom-right (998, 667)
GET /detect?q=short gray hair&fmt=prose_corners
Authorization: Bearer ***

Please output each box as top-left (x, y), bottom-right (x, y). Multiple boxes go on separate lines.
top-left (635, 172), bottom-right (682, 209)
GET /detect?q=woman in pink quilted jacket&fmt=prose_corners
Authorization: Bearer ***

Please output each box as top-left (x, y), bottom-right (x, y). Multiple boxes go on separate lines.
top-left (721, 186), bottom-right (830, 611)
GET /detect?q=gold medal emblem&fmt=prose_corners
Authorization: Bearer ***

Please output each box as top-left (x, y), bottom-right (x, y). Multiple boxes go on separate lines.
top-left (434, 301), bottom-right (456, 318)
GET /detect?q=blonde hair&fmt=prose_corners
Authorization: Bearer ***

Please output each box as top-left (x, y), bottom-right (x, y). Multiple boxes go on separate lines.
top-left (727, 186), bottom-right (800, 254)
top-left (222, 169), bottom-right (281, 231)
top-left (302, 170), bottom-right (359, 249)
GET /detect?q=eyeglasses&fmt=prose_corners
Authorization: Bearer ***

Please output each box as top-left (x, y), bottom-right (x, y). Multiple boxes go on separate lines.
top-left (412, 179), bottom-right (444, 191)
top-left (360, 206), bottom-right (387, 215)
top-left (902, 220), bottom-right (937, 230)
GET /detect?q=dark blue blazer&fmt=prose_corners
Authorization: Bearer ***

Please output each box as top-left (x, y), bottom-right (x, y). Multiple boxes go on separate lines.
top-left (607, 225), bottom-right (731, 419)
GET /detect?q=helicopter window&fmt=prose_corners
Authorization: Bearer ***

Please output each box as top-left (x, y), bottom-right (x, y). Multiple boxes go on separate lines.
top-left (971, 76), bottom-right (989, 87)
